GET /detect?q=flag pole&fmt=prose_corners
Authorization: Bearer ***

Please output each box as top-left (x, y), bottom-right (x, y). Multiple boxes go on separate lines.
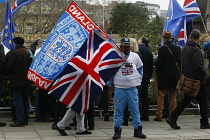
top-left (200, 15), bottom-right (210, 41)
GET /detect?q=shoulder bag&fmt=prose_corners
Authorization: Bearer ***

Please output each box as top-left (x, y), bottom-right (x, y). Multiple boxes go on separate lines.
top-left (176, 74), bottom-right (200, 97)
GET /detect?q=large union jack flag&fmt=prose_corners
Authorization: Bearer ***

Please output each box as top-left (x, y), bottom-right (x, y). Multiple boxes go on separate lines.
top-left (48, 30), bottom-right (125, 115)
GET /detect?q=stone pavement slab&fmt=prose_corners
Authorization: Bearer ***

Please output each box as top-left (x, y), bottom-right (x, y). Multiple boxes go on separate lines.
top-left (0, 111), bottom-right (210, 139)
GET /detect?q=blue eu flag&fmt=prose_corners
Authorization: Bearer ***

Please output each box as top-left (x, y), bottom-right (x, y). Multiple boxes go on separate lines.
top-left (2, 0), bottom-right (15, 51)
top-left (163, 0), bottom-right (185, 41)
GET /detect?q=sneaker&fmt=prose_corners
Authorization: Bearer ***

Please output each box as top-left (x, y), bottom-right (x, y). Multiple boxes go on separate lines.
top-left (76, 130), bottom-right (92, 135)
top-left (56, 125), bottom-right (67, 136)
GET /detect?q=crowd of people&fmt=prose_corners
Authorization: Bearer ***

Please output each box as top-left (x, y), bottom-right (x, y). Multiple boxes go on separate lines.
top-left (0, 29), bottom-right (210, 139)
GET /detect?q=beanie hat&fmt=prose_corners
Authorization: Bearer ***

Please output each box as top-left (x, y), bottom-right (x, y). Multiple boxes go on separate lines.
top-left (13, 37), bottom-right (24, 45)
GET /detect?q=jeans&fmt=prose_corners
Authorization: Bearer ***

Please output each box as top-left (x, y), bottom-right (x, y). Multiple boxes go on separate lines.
top-left (114, 87), bottom-right (141, 129)
top-left (13, 86), bottom-right (29, 123)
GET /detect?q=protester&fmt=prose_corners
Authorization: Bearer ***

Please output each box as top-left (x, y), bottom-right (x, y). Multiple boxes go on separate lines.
top-left (153, 31), bottom-right (181, 122)
top-left (5, 37), bottom-right (30, 127)
top-left (56, 107), bottom-right (91, 136)
top-left (112, 38), bottom-right (146, 139)
top-left (122, 38), bottom-right (142, 126)
top-left (166, 29), bottom-right (210, 129)
top-left (138, 36), bottom-right (153, 121)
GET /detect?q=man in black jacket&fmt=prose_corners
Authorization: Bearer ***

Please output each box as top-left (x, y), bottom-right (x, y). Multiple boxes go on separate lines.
top-left (166, 29), bottom-right (210, 129)
top-left (5, 37), bottom-right (30, 127)
top-left (153, 31), bottom-right (181, 122)
top-left (138, 37), bottom-right (153, 121)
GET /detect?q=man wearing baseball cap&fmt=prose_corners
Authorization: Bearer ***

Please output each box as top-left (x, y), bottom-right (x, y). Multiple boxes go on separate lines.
top-left (112, 38), bottom-right (146, 139)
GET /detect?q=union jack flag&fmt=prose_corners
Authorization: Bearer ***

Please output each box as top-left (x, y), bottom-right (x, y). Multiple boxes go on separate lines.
top-left (183, 0), bottom-right (201, 23)
top-left (48, 30), bottom-right (126, 115)
top-left (178, 0), bottom-right (201, 47)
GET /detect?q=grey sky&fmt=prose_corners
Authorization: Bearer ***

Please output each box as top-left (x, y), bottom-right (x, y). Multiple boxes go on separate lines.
top-left (128, 0), bottom-right (184, 10)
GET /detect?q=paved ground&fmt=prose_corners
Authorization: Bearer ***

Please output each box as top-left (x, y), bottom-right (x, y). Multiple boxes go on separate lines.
top-left (0, 111), bottom-right (210, 140)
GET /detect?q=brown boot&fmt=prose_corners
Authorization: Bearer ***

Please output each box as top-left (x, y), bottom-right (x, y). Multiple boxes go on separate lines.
top-left (153, 117), bottom-right (162, 122)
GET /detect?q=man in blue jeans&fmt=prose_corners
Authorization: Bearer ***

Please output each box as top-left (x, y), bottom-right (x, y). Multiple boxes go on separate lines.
top-left (112, 38), bottom-right (146, 139)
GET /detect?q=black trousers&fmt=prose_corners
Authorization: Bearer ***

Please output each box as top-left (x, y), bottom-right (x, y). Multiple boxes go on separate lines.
top-left (99, 85), bottom-right (109, 114)
top-left (53, 101), bottom-right (66, 123)
top-left (139, 81), bottom-right (149, 118)
top-left (84, 104), bottom-right (95, 128)
top-left (171, 84), bottom-right (209, 121)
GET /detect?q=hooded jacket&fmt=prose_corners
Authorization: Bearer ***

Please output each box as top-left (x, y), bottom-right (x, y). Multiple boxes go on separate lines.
top-left (181, 40), bottom-right (207, 84)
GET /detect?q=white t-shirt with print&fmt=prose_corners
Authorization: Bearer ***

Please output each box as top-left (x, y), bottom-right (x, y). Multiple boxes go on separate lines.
top-left (113, 51), bottom-right (143, 88)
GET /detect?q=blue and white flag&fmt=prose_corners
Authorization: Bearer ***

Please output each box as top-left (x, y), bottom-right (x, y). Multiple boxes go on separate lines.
top-left (27, 1), bottom-right (108, 89)
top-left (163, 0), bottom-right (185, 41)
top-left (2, 0), bottom-right (15, 53)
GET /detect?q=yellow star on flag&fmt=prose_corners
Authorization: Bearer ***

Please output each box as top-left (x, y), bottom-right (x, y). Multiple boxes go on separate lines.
top-left (4, 33), bottom-right (8, 37)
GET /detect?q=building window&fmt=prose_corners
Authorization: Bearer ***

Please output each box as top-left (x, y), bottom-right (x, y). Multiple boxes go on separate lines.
top-left (26, 23), bottom-right (33, 31)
